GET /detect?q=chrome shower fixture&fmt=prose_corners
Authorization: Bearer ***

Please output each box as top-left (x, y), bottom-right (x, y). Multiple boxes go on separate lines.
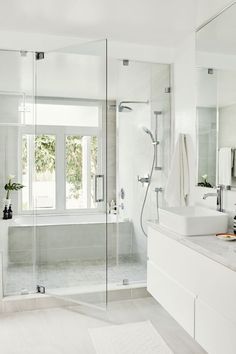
top-left (20, 51), bottom-right (28, 57)
top-left (142, 126), bottom-right (159, 146)
top-left (119, 105), bottom-right (133, 112)
top-left (118, 100), bottom-right (149, 112)
top-left (142, 126), bottom-right (156, 144)
top-left (123, 59), bottom-right (129, 66)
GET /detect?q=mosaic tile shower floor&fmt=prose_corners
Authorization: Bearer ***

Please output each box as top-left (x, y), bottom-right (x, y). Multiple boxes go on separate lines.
top-left (4, 256), bottom-right (146, 296)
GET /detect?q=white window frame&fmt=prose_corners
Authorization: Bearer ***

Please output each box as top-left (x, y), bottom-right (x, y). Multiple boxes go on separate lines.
top-left (18, 100), bottom-right (105, 215)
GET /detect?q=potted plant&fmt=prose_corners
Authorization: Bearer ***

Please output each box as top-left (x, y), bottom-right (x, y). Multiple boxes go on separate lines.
top-left (3, 175), bottom-right (24, 219)
top-left (197, 174), bottom-right (213, 188)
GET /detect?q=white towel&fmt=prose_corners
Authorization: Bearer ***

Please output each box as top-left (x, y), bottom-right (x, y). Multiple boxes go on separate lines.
top-left (165, 133), bottom-right (193, 207)
top-left (218, 147), bottom-right (232, 186)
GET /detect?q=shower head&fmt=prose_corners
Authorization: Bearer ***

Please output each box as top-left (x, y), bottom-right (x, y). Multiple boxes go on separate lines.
top-left (118, 100), bottom-right (149, 113)
top-left (142, 126), bottom-right (155, 143)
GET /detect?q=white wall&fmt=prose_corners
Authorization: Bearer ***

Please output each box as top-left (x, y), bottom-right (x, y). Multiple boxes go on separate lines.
top-left (173, 33), bottom-right (196, 141)
top-left (171, 33), bottom-right (196, 205)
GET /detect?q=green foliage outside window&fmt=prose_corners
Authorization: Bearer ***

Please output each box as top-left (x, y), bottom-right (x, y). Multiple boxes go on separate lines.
top-left (35, 135), bottom-right (55, 174)
top-left (66, 136), bottom-right (82, 198)
top-left (22, 134), bottom-right (97, 200)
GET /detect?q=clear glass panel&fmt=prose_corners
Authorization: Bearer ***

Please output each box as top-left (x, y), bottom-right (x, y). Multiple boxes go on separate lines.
top-left (35, 40), bottom-right (107, 309)
top-left (109, 61), bottom-right (171, 295)
top-left (0, 50), bottom-right (37, 296)
top-left (196, 3), bottom-right (236, 189)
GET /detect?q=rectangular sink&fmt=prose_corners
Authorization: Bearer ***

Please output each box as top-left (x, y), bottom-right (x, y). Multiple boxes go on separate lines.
top-left (159, 206), bottom-right (228, 236)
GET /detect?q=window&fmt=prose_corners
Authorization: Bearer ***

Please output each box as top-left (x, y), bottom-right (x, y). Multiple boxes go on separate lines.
top-left (21, 102), bottom-right (99, 127)
top-left (22, 134), bottom-right (56, 210)
top-left (20, 100), bottom-right (102, 213)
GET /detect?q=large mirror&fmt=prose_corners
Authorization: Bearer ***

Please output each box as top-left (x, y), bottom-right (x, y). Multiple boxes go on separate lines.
top-left (196, 3), bottom-right (236, 188)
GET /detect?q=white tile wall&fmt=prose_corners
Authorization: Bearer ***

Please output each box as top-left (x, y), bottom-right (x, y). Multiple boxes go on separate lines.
top-left (7, 221), bottom-right (132, 264)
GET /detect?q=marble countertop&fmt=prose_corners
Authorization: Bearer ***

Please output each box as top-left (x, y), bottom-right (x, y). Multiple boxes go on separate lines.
top-left (147, 221), bottom-right (236, 272)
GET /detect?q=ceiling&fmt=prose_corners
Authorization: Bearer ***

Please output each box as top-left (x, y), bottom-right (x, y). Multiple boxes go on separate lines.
top-left (0, 0), bottom-right (197, 48)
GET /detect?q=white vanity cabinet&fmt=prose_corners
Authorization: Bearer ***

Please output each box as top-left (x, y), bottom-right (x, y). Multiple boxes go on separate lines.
top-left (147, 225), bottom-right (236, 354)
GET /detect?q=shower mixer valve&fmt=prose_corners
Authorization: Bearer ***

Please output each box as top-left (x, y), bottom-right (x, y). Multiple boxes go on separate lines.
top-left (137, 175), bottom-right (150, 186)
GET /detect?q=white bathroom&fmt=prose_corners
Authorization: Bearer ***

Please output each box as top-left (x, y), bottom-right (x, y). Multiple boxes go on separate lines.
top-left (0, 1), bottom-right (235, 354)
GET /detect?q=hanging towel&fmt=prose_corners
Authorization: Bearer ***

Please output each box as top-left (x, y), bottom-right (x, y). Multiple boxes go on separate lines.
top-left (165, 133), bottom-right (193, 207)
top-left (219, 147), bottom-right (232, 186)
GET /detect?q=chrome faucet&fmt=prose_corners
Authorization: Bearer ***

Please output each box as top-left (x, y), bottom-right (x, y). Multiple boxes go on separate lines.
top-left (202, 185), bottom-right (224, 212)
top-left (137, 175), bottom-right (150, 186)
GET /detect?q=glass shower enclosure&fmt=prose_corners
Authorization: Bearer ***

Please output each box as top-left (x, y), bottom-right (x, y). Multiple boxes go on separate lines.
top-left (0, 40), bottom-right (108, 309)
top-left (0, 41), bottom-right (172, 310)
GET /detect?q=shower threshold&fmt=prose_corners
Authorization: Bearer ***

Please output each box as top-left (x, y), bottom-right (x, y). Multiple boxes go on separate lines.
top-left (1, 281), bottom-right (149, 314)
top-left (4, 256), bottom-right (147, 298)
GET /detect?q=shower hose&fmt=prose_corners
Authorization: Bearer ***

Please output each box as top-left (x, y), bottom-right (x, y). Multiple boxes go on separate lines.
top-left (140, 143), bottom-right (156, 238)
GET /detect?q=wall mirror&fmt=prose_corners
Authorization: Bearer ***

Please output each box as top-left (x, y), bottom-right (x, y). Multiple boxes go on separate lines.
top-left (196, 3), bottom-right (236, 189)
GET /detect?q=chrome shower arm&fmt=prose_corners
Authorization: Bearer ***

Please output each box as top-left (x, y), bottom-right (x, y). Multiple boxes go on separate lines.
top-left (118, 100), bottom-right (149, 112)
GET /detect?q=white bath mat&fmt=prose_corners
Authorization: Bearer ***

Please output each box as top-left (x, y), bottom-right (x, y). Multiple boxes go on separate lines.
top-left (89, 320), bottom-right (174, 354)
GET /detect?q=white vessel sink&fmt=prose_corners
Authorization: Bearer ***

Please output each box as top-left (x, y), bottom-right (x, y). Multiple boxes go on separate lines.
top-left (159, 206), bottom-right (228, 236)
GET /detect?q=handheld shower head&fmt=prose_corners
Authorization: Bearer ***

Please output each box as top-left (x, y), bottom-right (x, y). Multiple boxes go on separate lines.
top-left (142, 126), bottom-right (155, 143)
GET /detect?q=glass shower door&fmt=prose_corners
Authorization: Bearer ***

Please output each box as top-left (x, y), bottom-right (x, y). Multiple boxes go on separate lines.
top-left (0, 49), bottom-right (37, 297)
top-left (114, 61), bottom-right (171, 290)
top-left (34, 40), bottom-right (108, 309)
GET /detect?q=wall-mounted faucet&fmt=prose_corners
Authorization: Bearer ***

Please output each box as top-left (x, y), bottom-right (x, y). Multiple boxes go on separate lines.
top-left (202, 185), bottom-right (224, 212)
top-left (137, 175), bottom-right (150, 186)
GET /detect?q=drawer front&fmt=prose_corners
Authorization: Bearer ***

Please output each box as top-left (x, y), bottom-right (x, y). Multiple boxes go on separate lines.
top-left (147, 227), bottom-right (199, 291)
top-left (195, 298), bottom-right (236, 354)
top-left (148, 226), bottom-right (236, 324)
top-left (147, 260), bottom-right (195, 336)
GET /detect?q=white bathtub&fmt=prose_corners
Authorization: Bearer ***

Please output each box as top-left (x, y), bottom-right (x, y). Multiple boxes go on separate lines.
top-left (12, 213), bottom-right (117, 227)
top-left (4, 213), bottom-right (132, 265)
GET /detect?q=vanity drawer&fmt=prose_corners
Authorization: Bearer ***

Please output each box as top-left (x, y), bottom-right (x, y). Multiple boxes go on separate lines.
top-left (195, 298), bottom-right (236, 354)
top-left (147, 227), bottom-right (199, 290)
top-left (147, 260), bottom-right (195, 336)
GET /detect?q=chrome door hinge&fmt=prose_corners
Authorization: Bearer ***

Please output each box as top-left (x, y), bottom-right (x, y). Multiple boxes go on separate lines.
top-left (37, 285), bottom-right (45, 294)
top-left (35, 52), bottom-right (45, 61)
